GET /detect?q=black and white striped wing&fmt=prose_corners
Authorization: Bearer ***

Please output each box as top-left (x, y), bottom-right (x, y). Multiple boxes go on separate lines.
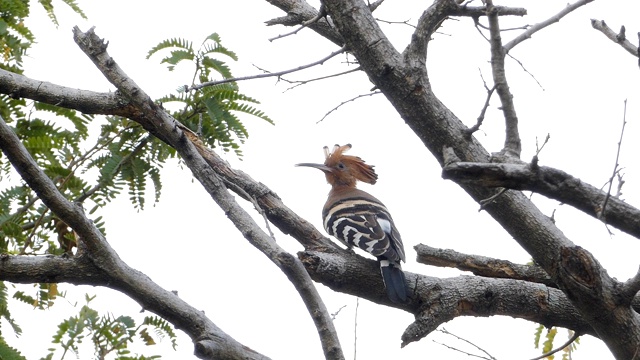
top-left (323, 197), bottom-right (405, 263)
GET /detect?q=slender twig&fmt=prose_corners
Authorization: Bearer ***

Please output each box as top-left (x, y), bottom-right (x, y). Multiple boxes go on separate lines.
top-left (284, 67), bottom-right (361, 92)
top-left (599, 99), bottom-right (627, 221)
top-left (438, 328), bottom-right (497, 360)
top-left (353, 297), bottom-right (359, 360)
top-left (466, 71), bottom-right (495, 136)
top-left (478, 188), bottom-right (508, 211)
top-left (188, 46), bottom-right (348, 91)
top-left (506, 53), bottom-right (544, 90)
top-left (535, 134), bottom-right (550, 157)
top-left (317, 91), bottom-right (381, 123)
top-left (529, 331), bottom-right (579, 360)
top-left (330, 304), bottom-right (347, 320)
top-left (375, 17), bottom-right (416, 29)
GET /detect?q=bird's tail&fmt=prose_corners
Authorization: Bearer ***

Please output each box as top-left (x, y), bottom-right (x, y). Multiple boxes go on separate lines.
top-left (379, 260), bottom-right (407, 303)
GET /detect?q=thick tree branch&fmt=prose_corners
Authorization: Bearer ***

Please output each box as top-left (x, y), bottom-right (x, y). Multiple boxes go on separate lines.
top-left (0, 68), bottom-right (131, 115)
top-left (441, 158), bottom-right (640, 239)
top-left (300, 250), bottom-right (603, 346)
top-left (71, 27), bottom-right (344, 360)
top-left (415, 244), bottom-right (554, 287)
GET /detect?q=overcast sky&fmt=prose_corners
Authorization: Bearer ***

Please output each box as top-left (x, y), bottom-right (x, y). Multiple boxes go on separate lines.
top-left (8, 1), bottom-right (640, 359)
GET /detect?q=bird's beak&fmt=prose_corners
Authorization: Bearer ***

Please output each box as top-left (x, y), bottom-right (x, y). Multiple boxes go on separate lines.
top-left (295, 163), bottom-right (332, 172)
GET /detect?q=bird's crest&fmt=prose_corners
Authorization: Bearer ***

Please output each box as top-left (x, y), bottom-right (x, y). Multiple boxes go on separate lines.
top-left (324, 144), bottom-right (378, 185)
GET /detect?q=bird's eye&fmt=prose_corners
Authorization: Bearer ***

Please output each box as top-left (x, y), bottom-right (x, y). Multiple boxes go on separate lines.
top-left (337, 162), bottom-right (346, 169)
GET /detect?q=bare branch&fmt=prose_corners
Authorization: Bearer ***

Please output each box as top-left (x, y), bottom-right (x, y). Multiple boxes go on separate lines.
top-left (317, 91), bottom-right (381, 123)
top-left (282, 66), bottom-right (361, 92)
top-left (188, 45), bottom-right (348, 91)
top-left (591, 19), bottom-right (639, 58)
top-left (415, 244), bottom-right (554, 287)
top-left (504, 0), bottom-right (595, 52)
top-left (486, 0), bottom-right (521, 157)
top-left (465, 72), bottom-right (495, 137)
top-left (436, 328), bottom-right (497, 360)
top-left (442, 160), bottom-right (640, 239)
top-left (599, 99), bottom-right (628, 221)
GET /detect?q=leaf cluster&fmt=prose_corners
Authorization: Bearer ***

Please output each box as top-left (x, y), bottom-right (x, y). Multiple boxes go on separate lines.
top-left (533, 325), bottom-right (579, 360)
top-left (42, 294), bottom-right (174, 359)
top-left (147, 32), bottom-right (274, 156)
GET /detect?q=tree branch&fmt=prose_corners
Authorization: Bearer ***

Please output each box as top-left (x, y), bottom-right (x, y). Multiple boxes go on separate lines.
top-left (415, 244), bottom-right (554, 287)
top-left (188, 45), bottom-right (348, 91)
top-left (591, 19), bottom-right (639, 58)
top-left (441, 158), bottom-right (640, 239)
top-left (486, 0), bottom-right (521, 157)
top-left (300, 250), bottom-right (602, 346)
top-left (504, 0), bottom-right (595, 52)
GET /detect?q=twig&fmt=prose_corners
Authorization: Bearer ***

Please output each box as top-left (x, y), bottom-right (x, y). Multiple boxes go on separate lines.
top-left (529, 331), bottom-right (580, 360)
top-left (284, 67), bottom-right (361, 92)
top-left (375, 17), bottom-right (416, 29)
top-left (479, 188), bottom-right (507, 211)
top-left (438, 328), bottom-right (497, 360)
top-left (317, 91), bottom-right (381, 123)
top-left (599, 99), bottom-right (627, 221)
top-left (466, 69), bottom-right (495, 136)
top-left (506, 53), bottom-right (544, 90)
top-left (530, 134), bottom-right (550, 171)
top-left (188, 46), bottom-right (348, 91)
top-left (330, 304), bottom-right (347, 320)
top-left (353, 297), bottom-right (359, 360)
top-left (535, 134), bottom-right (550, 157)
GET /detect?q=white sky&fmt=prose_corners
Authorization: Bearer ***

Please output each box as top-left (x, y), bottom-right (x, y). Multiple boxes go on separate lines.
top-left (7, 0), bottom-right (640, 359)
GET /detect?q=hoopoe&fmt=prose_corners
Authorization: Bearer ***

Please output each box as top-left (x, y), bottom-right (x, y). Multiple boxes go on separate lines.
top-left (297, 144), bottom-right (408, 303)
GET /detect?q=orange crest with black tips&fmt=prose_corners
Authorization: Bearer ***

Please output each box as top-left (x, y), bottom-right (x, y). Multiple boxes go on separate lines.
top-left (323, 144), bottom-right (378, 186)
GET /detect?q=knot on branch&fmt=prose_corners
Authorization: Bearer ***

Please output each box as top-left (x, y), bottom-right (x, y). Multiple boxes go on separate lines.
top-left (559, 246), bottom-right (599, 292)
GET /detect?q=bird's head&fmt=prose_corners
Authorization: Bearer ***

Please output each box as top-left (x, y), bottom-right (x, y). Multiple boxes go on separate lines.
top-left (296, 144), bottom-right (378, 187)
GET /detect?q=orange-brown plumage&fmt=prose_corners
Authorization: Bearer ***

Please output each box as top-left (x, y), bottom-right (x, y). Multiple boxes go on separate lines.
top-left (299, 144), bottom-right (378, 188)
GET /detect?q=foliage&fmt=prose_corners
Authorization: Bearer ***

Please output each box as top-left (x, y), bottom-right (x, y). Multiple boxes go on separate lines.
top-left (0, 4), bottom-right (273, 360)
top-left (147, 32), bottom-right (274, 156)
top-left (533, 325), bottom-right (579, 359)
top-left (42, 294), bottom-right (175, 359)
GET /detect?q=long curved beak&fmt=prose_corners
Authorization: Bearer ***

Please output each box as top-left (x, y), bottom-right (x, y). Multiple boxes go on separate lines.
top-left (295, 163), bottom-right (332, 172)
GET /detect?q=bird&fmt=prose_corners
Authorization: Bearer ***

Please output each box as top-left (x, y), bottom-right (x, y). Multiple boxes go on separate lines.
top-left (297, 144), bottom-right (408, 303)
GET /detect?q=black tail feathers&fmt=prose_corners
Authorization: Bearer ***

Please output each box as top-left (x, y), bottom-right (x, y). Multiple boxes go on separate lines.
top-left (380, 261), bottom-right (408, 303)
